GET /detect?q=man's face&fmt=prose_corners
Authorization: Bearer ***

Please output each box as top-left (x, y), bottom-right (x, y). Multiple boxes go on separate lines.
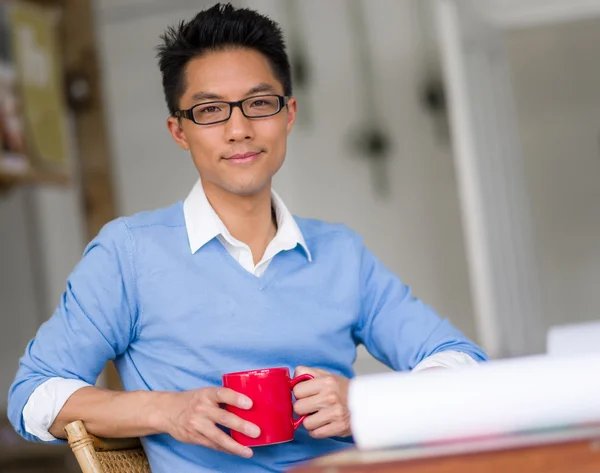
top-left (167, 48), bottom-right (297, 197)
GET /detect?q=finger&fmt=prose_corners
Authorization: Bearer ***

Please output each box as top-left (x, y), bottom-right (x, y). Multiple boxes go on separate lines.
top-left (202, 423), bottom-right (254, 458)
top-left (301, 409), bottom-right (331, 431)
top-left (294, 387), bottom-right (339, 413)
top-left (182, 428), bottom-right (230, 453)
top-left (212, 387), bottom-right (253, 410)
top-left (195, 434), bottom-right (227, 453)
top-left (308, 421), bottom-right (345, 439)
top-left (293, 396), bottom-right (321, 416)
top-left (292, 377), bottom-right (325, 399)
top-left (209, 408), bottom-right (261, 439)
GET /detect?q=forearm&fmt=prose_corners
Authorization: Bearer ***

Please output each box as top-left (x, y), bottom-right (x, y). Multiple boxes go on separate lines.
top-left (49, 386), bottom-right (173, 439)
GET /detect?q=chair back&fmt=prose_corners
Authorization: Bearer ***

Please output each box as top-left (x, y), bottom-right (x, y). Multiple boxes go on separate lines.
top-left (65, 420), bottom-right (151, 473)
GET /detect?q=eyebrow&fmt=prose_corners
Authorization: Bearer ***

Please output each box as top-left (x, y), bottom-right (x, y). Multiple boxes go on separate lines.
top-left (190, 83), bottom-right (278, 103)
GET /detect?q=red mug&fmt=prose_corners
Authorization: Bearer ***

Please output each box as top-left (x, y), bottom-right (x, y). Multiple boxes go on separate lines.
top-left (222, 367), bottom-right (314, 447)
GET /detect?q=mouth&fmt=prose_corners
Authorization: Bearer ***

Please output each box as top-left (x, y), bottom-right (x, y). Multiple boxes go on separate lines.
top-left (224, 151), bottom-right (263, 164)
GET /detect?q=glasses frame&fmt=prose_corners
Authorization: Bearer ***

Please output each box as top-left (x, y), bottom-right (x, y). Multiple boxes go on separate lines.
top-left (173, 94), bottom-right (289, 125)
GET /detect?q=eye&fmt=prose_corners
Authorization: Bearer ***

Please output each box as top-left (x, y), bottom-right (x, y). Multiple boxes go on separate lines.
top-left (199, 105), bottom-right (221, 113)
top-left (251, 100), bottom-right (268, 107)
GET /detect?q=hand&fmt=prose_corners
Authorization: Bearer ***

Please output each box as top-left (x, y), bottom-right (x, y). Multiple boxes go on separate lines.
top-left (160, 387), bottom-right (260, 458)
top-left (292, 366), bottom-right (352, 439)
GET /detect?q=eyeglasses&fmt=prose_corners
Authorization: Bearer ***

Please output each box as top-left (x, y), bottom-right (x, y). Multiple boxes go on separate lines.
top-left (174, 94), bottom-right (289, 125)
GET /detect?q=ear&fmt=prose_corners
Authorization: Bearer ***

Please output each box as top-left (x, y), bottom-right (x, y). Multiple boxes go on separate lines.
top-left (285, 97), bottom-right (298, 135)
top-left (167, 116), bottom-right (190, 151)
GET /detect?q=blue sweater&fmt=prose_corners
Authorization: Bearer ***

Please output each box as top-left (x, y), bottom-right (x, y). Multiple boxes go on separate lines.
top-left (8, 202), bottom-right (487, 472)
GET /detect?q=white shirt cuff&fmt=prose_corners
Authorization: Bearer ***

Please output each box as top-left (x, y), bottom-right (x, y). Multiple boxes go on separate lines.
top-left (23, 378), bottom-right (92, 441)
top-left (412, 351), bottom-right (479, 372)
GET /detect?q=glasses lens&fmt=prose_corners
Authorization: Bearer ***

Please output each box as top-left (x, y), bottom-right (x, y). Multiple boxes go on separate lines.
top-left (242, 95), bottom-right (281, 117)
top-left (193, 102), bottom-right (230, 124)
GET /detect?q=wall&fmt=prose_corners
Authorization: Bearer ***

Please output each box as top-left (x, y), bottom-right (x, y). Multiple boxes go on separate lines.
top-left (505, 16), bottom-right (600, 335)
top-left (0, 189), bottom-right (43, 400)
top-left (0, 124), bottom-right (85, 403)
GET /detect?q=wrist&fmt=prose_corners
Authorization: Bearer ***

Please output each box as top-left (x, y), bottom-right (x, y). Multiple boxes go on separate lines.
top-left (145, 391), bottom-right (178, 435)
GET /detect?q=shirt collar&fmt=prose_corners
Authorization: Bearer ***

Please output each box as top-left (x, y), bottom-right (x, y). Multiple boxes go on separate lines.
top-left (183, 179), bottom-right (311, 261)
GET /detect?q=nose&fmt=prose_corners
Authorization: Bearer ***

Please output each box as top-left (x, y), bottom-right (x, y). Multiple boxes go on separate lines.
top-left (224, 105), bottom-right (254, 142)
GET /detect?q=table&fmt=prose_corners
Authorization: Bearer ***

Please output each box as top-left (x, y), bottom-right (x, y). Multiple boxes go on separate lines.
top-left (290, 428), bottom-right (600, 473)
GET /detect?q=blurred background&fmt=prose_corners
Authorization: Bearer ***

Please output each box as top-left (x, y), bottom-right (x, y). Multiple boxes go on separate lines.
top-left (0, 0), bottom-right (599, 470)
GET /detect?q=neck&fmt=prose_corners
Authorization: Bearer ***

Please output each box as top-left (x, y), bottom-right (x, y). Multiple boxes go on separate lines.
top-left (201, 179), bottom-right (277, 264)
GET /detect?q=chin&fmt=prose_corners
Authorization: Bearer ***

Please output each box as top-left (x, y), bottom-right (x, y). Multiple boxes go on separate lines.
top-left (223, 180), bottom-right (270, 197)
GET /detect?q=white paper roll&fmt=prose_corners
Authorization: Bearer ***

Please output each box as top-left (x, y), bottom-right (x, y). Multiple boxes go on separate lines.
top-left (349, 354), bottom-right (600, 450)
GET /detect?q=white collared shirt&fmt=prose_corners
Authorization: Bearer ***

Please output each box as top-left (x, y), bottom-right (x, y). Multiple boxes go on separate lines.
top-left (183, 179), bottom-right (311, 277)
top-left (22, 180), bottom-right (475, 441)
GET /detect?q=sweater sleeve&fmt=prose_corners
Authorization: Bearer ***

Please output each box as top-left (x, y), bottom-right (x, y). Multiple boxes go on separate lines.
top-left (352, 234), bottom-right (488, 371)
top-left (7, 218), bottom-right (139, 442)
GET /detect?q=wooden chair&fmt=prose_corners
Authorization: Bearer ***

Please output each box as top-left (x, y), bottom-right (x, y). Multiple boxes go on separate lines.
top-left (64, 421), bottom-right (151, 473)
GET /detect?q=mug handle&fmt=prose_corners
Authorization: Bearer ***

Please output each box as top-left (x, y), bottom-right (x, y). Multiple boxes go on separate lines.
top-left (290, 374), bottom-right (314, 431)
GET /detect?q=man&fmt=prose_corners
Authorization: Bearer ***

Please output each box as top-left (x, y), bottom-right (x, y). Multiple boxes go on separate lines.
top-left (8, 3), bottom-right (487, 472)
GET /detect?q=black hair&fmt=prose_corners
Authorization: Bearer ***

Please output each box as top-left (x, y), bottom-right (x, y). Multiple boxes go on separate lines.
top-left (156, 2), bottom-right (292, 115)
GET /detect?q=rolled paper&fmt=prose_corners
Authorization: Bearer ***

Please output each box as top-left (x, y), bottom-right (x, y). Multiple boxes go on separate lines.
top-left (349, 353), bottom-right (600, 450)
